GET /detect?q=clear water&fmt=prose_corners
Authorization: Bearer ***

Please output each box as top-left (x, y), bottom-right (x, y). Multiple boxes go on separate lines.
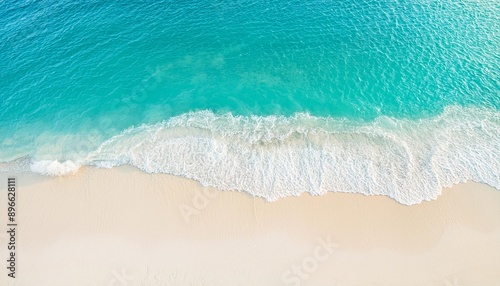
top-left (1, 0), bottom-right (499, 204)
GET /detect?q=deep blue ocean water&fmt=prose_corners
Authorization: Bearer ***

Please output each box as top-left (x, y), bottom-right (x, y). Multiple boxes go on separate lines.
top-left (1, 0), bottom-right (499, 204)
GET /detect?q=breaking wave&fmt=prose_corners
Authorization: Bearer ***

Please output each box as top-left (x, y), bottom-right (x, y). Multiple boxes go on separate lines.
top-left (3, 106), bottom-right (500, 205)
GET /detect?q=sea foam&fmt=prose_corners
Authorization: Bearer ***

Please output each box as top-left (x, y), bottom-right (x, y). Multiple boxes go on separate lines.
top-left (4, 106), bottom-right (499, 205)
top-left (30, 160), bottom-right (81, 176)
top-left (83, 105), bottom-right (499, 205)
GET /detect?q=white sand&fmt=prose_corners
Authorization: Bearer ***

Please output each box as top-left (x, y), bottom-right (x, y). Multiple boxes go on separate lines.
top-left (1, 165), bottom-right (499, 286)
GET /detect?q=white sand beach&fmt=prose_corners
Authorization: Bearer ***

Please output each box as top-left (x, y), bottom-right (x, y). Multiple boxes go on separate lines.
top-left (1, 165), bottom-right (500, 286)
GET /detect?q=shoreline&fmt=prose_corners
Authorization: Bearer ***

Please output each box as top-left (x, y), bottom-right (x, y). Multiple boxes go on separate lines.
top-left (1, 105), bottom-right (498, 206)
top-left (1, 165), bottom-right (500, 285)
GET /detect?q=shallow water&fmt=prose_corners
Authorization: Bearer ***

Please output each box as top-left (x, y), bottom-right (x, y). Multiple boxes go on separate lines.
top-left (1, 0), bottom-right (499, 203)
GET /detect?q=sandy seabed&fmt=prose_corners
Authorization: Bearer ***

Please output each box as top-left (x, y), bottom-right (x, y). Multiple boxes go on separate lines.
top-left (1, 165), bottom-right (499, 286)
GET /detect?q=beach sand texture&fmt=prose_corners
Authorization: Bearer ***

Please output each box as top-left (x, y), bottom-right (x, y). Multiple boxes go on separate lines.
top-left (1, 165), bottom-right (499, 286)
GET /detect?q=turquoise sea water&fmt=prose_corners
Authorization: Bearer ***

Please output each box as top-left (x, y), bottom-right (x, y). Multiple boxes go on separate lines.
top-left (1, 0), bottom-right (499, 204)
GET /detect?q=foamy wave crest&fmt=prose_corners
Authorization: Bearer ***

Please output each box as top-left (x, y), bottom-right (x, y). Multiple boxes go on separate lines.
top-left (0, 157), bottom-right (81, 176)
top-left (3, 106), bottom-right (496, 204)
top-left (30, 160), bottom-right (81, 176)
top-left (68, 105), bottom-right (498, 205)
